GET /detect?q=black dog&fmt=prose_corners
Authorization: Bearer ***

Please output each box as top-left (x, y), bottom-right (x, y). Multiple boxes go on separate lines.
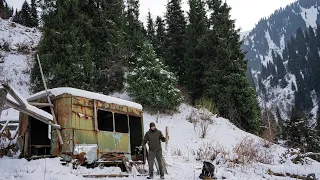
top-left (199, 161), bottom-right (215, 179)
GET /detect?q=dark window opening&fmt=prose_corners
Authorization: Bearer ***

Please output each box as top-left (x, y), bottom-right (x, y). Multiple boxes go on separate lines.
top-left (114, 113), bottom-right (128, 133)
top-left (129, 115), bottom-right (144, 162)
top-left (97, 110), bottom-right (113, 131)
top-left (29, 106), bottom-right (51, 156)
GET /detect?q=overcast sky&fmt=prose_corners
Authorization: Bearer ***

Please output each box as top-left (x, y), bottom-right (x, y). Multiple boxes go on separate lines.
top-left (9, 0), bottom-right (296, 31)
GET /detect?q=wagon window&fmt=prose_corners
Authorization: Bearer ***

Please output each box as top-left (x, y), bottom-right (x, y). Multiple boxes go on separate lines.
top-left (114, 113), bottom-right (128, 133)
top-left (97, 109), bottom-right (113, 131)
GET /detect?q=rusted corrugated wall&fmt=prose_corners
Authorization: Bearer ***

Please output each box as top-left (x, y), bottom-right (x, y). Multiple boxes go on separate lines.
top-left (19, 93), bottom-right (143, 162)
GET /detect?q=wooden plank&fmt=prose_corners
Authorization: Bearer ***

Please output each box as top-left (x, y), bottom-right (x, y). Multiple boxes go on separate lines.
top-left (5, 99), bottom-right (61, 129)
top-left (28, 102), bottom-right (54, 107)
top-left (27, 91), bottom-right (51, 102)
top-left (82, 174), bottom-right (129, 178)
top-left (37, 54), bottom-right (63, 145)
top-left (165, 126), bottom-right (168, 150)
top-left (94, 99), bottom-right (98, 131)
top-left (0, 119), bottom-right (10, 133)
top-left (0, 88), bottom-right (8, 115)
top-left (2, 83), bottom-right (27, 108)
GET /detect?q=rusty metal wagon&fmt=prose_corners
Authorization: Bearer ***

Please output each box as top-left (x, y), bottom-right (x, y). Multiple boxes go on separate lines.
top-left (1, 84), bottom-right (146, 172)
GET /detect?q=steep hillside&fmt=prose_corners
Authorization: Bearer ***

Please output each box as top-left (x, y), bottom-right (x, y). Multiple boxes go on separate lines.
top-left (0, 18), bottom-right (41, 120)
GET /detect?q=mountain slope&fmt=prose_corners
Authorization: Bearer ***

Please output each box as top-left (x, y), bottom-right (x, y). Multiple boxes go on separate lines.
top-left (242, 0), bottom-right (320, 120)
top-left (0, 18), bottom-right (41, 120)
top-left (242, 0), bottom-right (320, 71)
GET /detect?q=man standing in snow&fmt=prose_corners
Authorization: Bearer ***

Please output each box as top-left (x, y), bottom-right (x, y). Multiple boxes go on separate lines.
top-left (142, 122), bottom-right (166, 179)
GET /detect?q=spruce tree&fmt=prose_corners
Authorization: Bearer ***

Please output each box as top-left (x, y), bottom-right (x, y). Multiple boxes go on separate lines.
top-left (184, 0), bottom-right (208, 102)
top-left (20, 0), bottom-right (32, 27)
top-left (282, 106), bottom-right (320, 153)
top-left (12, 9), bottom-right (21, 24)
top-left (316, 99), bottom-right (320, 135)
top-left (31, 0), bottom-right (97, 92)
top-left (126, 42), bottom-right (182, 111)
top-left (146, 11), bottom-right (156, 47)
top-left (124, 0), bottom-right (145, 68)
top-left (30, 0), bottom-right (38, 27)
top-left (164, 0), bottom-right (186, 83)
top-left (154, 16), bottom-right (165, 58)
top-left (202, 0), bottom-right (260, 133)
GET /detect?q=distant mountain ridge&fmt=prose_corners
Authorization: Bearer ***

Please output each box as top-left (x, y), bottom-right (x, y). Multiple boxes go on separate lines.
top-left (242, 0), bottom-right (320, 71)
top-left (241, 0), bottom-right (320, 120)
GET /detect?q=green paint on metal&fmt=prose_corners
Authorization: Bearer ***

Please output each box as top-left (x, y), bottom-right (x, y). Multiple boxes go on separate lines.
top-left (114, 133), bottom-right (130, 152)
top-left (74, 130), bottom-right (96, 144)
top-left (97, 131), bottom-right (115, 152)
top-left (61, 129), bottom-right (74, 153)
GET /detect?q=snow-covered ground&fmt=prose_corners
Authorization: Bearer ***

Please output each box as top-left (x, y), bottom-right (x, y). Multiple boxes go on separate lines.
top-left (1, 102), bottom-right (320, 180)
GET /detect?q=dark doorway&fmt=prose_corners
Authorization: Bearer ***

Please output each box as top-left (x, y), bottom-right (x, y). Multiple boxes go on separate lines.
top-left (29, 106), bottom-right (51, 156)
top-left (129, 115), bottom-right (144, 162)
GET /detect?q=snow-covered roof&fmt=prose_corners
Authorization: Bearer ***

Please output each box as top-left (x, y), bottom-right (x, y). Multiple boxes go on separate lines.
top-left (28, 88), bottom-right (143, 110)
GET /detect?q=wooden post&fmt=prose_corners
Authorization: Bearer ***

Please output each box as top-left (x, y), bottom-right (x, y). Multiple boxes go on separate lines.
top-left (0, 88), bottom-right (8, 116)
top-left (165, 126), bottom-right (168, 151)
top-left (37, 54), bottom-right (63, 145)
top-left (156, 111), bottom-right (159, 123)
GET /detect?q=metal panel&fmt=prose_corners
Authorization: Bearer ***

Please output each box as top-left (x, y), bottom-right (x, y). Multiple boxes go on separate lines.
top-left (128, 107), bottom-right (142, 116)
top-left (72, 108), bottom-right (94, 130)
top-left (97, 131), bottom-right (115, 153)
top-left (74, 129), bottom-right (96, 144)
top-left (72, 97), bottom-right (94, 130)
top-left (54, 96), bottom-right (72, 129)
top-left (114, 133), bottom-right (130, 153)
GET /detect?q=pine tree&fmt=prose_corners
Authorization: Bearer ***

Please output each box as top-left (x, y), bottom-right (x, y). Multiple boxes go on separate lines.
top-left (0, 0), bottom-right (13, 19)
top-left (124, 0), bottom-right (145, 68)
top-left (184, 0), bottom-right (208, 102)
top-left (154, 16), bottom-right (165, 58)
top-left (0, 0), bottom-right (3, 18)
top-left (164, 0), bottom-right (186, 83)
top-left (31, 0), bottom-right (97, 92)
top-left (202, 0), bottom-right (260, 133)
top-left (316, 99), bottom-right (320, 135)
top-left (12, 9), bottom-right (21, 24)
top-left (282, 106), bottom-right (320, 153)
top-left (30, 0), bottom-right (38, 27)
top-left (126, 42), bottom-right (182, 111)
top-left (146, 11), bottom-right (156, 47)
top-left (20, 0), bottom-right (32, 27)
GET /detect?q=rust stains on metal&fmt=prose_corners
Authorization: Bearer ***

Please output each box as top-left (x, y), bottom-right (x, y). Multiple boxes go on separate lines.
top-left (18, 91), bottom-right (144, 164)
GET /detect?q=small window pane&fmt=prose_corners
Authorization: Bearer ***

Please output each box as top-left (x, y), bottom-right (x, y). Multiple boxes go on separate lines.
top-left (97, 110), bottom-right (113, 131)
top-left (114, 113), bottom-right (128, 133)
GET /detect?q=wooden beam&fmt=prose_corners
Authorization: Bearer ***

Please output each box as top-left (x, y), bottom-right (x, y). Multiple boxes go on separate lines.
top-left (5, 99), bottom-right (61, 129)
top-left (28, 102), bottom-right (54, 107)
top-left (94, 99), bottom-right (98, 131)
top-left (82, 174), bottom-right (129, 178)
top-left (2, 83), bottom-right (27, 108)
top-left (37, 54), bottom-right (63, 145)
top-left (27, 91), bottom-right (52, 102)
top-left (0, 88), bottom-right (8, 115)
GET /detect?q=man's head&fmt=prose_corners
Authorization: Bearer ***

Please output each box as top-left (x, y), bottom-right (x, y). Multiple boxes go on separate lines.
top-left (150, 122), bottom-right (156, 130)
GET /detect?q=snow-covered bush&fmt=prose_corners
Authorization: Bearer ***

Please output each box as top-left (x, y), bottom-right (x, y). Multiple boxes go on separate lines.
top-left (126, 42), bottom-right (182, 112)
top-left (279, 148), bottom-right (313, 165)
top-left (195, 142), bottom-right (228, 162)
top-left (233, 136), bottom-right (274, 165)
top-left (186, 105), bottom-right (214, 137)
